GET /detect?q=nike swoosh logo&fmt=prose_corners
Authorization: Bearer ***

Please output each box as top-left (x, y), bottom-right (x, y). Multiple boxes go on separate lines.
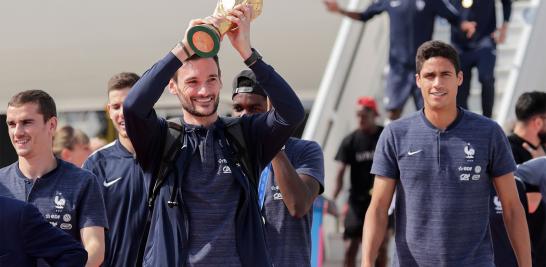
top-left (408, 150), bottom-right (422, 156)
top-left (103, 177), bottom-right (123, 187)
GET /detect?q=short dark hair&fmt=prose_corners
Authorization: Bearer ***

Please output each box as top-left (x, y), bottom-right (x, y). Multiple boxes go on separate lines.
top-left (171, 54), bottom-right (221, 82)
top-left (416, 40), bottom-right (460, 74)
top-left (8, 90), bottom-right (57, 122)
top-left (108, 72), bottom-right (140, 93)
top-left (515, 91), bottom-right (546, 121)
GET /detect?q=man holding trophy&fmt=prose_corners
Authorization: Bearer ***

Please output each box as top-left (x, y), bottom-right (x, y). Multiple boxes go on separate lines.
top-left (123, 1), bottom-right (305, 266)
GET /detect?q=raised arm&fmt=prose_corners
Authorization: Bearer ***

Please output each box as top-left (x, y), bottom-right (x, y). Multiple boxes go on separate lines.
top-left (122, 52), bottom-right (180, 169)
top-left (225, 4), bottom-right (305, 165)
top-left (323, 0), bottom-right (387, 22)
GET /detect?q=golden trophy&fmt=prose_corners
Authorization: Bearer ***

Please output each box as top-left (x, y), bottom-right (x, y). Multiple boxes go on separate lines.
top-left (187, 0), bottom-right (263, 58)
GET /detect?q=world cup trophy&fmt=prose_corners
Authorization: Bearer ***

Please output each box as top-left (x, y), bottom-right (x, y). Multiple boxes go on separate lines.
top-left (187, 0), bottom-right (263, 58)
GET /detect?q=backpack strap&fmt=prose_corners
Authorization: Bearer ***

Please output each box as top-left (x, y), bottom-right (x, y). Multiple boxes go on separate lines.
top-left (220, 117), bottom-right (259, 190)
top-left (136, 118), bottom-right (184, 266)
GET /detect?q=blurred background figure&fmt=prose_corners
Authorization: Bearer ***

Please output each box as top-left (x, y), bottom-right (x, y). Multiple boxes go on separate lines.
top-left (507, 91), bottom-right (546, 267)
top-left (89, 137), bottom-right (108, 152)
top-left (53, 125), bottom-right (92, 167)
top-left (451, 0), bottom-right (512, 118)
top-left (332, 97), bottom-right (386, 267)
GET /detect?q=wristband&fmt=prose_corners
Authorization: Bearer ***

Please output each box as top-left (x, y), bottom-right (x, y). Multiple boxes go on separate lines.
top-left (244, 48), bottom-right (262, 67)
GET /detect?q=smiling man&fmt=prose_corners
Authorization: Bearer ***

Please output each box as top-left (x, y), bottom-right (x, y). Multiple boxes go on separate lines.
top-left (82, 72), bottom-right (149, 267)
top-left (0, 89), bottom-right (108, 267)
top-left (123, 4), bottom-right (304, 267)
top-left (361, 41), bottom-right (531, 267)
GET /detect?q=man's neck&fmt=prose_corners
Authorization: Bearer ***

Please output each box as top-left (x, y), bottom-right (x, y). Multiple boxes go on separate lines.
top-left (18, 153), bottom-right (57, 180)
top-left (182, 112), bottom-right (218, 128)
top-left (424, 106), bottom-right (458, 131)
top-left (119, 136), bottom-right (135, 155)
top-left (359, 124), bottom-right (378, 135)
top-left (513, 123), bottom-right (540, 146)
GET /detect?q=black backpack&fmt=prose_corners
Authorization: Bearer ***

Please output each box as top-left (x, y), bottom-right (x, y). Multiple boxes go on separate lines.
top-left (136, 117), bottom-right (258, 266)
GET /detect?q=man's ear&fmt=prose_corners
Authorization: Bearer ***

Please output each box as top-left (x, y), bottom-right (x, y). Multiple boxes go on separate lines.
top-left (60, 148), bottom-right (71, 161)
top-left (415, 73), bottom-right (421, 89)
top-left (457, 70), bottom-right (463, 86)
top-left (168, 79), bottom-right (178, 95)
top-left (48, 117), bottom-right (58, 133)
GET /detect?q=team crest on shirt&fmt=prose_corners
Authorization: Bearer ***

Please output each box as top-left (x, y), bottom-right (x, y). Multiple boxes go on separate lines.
top-left (464, 143), bottom-right (475, 161)
top-left (54, 192), bottom-right (66, 209)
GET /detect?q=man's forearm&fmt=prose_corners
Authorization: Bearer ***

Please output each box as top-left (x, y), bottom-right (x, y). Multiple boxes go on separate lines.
top-left (338, 9), bottom-right (363, 20)
top-left (362, 207), bottom-right (389, 267)
top-left (84, 242), bottom-right (104, 267)
top-left (332, 168), bottom-right (345, 200)
top-left (271, 152), bottom-right (315, 218)
top-left (503, 204), bottom-right (532, 267)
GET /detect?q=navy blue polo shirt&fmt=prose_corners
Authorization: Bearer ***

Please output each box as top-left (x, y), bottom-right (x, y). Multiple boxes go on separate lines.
top-left (371, 109), bottom-right (516, 266)
top-left (0, 159), bottom-right (108, 241)
top-left (83, 140), bottom-right (149, 267)
top-left (360, 0), bottom-right (461, 68)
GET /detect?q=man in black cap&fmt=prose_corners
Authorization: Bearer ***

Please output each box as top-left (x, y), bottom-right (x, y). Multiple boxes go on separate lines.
top-left (231, 70), bottom-right (324, 267)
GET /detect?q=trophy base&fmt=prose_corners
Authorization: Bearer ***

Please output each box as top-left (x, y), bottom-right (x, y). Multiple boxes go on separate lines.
top-left (187, 25), bottom-right (221, 58)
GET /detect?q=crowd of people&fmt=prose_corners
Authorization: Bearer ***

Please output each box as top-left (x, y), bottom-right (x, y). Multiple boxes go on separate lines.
top-left (0, 1), bottom-right (544, 267)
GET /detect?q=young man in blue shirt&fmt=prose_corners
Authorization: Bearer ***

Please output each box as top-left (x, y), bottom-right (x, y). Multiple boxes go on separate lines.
top-left (0, 90), bottom-right (108, 267)
top-left (451, 0), bottom-right (512, 118)
top-left (83, 72), bottom-right (149, 267)
top-left (324, 0), bottom-right (475, 120)
top-left (231, 69), bottom-right (324, 267)
top-left (363, 40), bottom-right (531, 267)
top-left (0, 196), bottom-right (88, 267)
top-left (123, 5), bottom-right (304, 266)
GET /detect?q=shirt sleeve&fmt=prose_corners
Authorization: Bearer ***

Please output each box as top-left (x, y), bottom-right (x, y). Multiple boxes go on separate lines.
top-left (360, 0), bottom-right (388, 22)
top-left (433, 0), bottom-right (462, 27)
top-left (370, 125), bottom-right (400, 179)
top-left (77, 173), bottom-right (109, 230)
top-left (22, 202), bottom-right (88, 267)
top-left (489, 123), bottom-right (517, 178)
top-left (515, 157), bottom-right (546, 187)
top-left (293, 141), bottom-right (325, 194)
top-left (334, 135), bottom-right (352, 164)
top-left (501, 0), bottom-right (512, 22)
top-left (245, 58), bottom-right (305, 167)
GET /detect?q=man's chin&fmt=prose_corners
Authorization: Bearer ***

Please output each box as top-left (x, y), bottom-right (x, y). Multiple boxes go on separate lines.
top-left (183, 106), bottom-right (218, 118)
top-left (118, 131), bottom-right (128, 139)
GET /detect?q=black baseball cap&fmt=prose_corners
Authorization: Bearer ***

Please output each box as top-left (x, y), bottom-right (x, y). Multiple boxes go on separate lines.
top-left (232, 70), bottom-right (267, 99)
